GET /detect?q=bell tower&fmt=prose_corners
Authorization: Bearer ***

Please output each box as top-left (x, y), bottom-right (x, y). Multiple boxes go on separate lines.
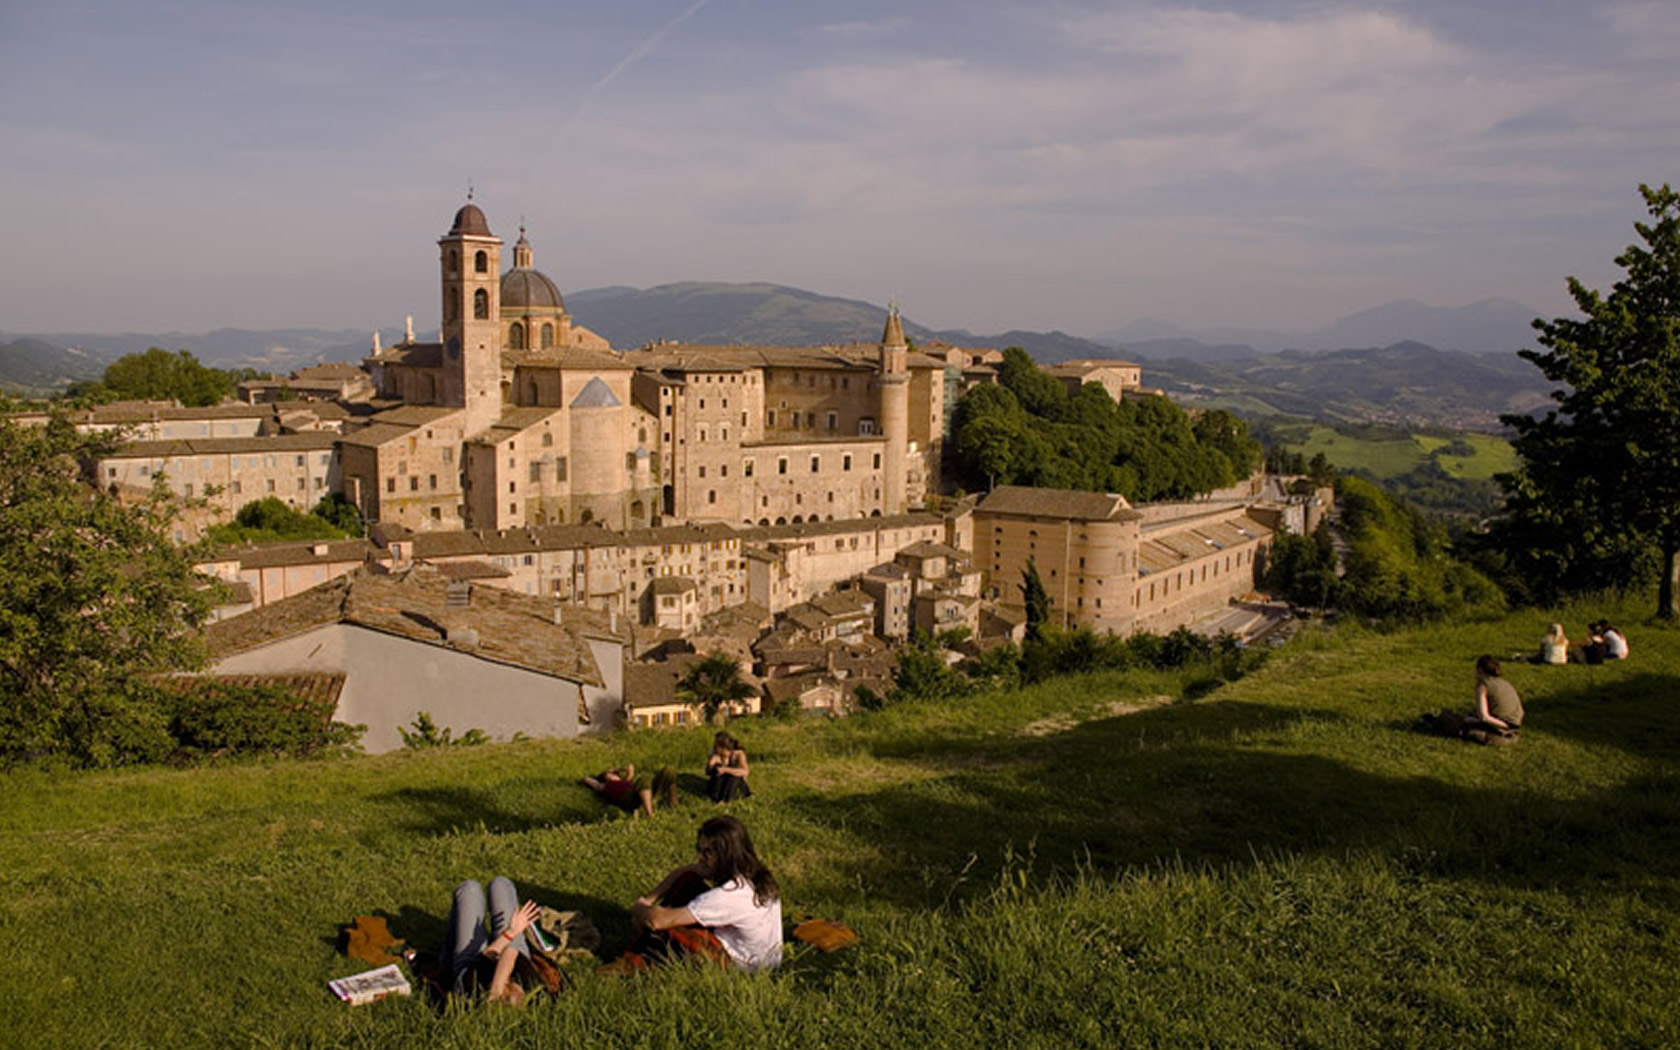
top-left (438, 197), bottom-right (503, 436)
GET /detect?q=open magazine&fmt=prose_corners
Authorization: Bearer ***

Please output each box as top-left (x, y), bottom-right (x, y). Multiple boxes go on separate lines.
top-left (328, 963), bottom-right (411, 1006)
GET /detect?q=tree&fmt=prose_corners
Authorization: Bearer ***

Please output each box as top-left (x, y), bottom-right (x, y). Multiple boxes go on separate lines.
top-left (0, 415), bottom-right (213, 765)
top-left (676, 652), bottom-right (757, 724)
top-left (97, 348), bottom-right (235, 406)
top-left (1020, 559), bottom-right (1051, 641)
top-left (1498, 184), bottom-right (1680, 619)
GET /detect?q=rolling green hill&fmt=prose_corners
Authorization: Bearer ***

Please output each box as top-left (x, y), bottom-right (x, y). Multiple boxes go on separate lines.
top-left (3, 603), bottom-right (1676, 1048)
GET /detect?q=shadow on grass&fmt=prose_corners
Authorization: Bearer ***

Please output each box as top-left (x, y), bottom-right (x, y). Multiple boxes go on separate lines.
top-left (379, 784), bottom-right (602, 836)
top-left (1517, 670), bottom-right (1680, 762)
top-left (783, 695), bottom-right (1680, 911)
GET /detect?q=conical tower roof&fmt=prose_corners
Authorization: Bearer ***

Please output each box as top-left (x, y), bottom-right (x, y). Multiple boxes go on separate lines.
top-left (880, 302), bottom-right (908, 349)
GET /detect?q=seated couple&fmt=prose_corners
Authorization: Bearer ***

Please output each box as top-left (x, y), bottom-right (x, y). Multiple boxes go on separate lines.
top-left (440, 815), bottom-right (781, 1002)
top-left (1419, 655), bottom-right (1524, 746)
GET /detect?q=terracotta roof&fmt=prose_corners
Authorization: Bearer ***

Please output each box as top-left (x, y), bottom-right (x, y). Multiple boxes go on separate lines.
top-left (407, 523), bottom-right (620, 558)
top-left (371, 342), bottom-right (442, 368)
top-left (976, 486), bottom-right (1142, 522)
top-left (370, 405), bottom-right (461, 426)
top-left (505, 345), bottom-right (628, 371)
top-left (339, 423), bottom-right (416, 448)
top-left (103, 432), bottom-right (340, 458)
top-left (216, 538), bottom-right (376, 569)
top-left (475, 405), bottom-right (563, 439)
top-left (206, 565), bottom-right (605, 685)
top-left (77, 401), bottom-right (278, 423)
top-left (623, 653), bottom-right (706, 711)
top-left (897, 539), bottom-right (961, 561)
top-left (168, 672), bottom-right (348, 713)
top-left (649, 576), bottom-right (698, 595)
top-left (430, 559), bottom-right (509, 581)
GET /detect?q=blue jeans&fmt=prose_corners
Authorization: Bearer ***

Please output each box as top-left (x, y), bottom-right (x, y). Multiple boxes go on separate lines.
top-left (444, 877), bottom-right (528, 994)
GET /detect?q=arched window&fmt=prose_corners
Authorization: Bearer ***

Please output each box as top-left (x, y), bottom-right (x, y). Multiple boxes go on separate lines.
top-left (528, 381), bottom-right (540, 404)
top-left (474, 250), bottom-right (488, 273)
top-left (509, 322), bottom-right (525, 350)
top-left (448, 250), bottom-right (459, 274)
top-left (473, 288), bottom-right (489, 319)
top-left (541, 323), bottom-right (554, 349)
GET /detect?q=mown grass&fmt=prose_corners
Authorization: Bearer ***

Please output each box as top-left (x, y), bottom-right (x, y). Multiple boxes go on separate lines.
top-left (3, 601), bottom-right (1677, 1048)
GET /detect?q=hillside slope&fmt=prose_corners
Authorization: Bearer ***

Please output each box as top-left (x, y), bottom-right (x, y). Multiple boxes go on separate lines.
top-left (2, 602), bottom-right (1675, 1048)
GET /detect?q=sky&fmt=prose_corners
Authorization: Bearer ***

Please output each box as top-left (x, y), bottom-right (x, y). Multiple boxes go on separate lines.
top-left (1, 0), bottom-right (1676, 338)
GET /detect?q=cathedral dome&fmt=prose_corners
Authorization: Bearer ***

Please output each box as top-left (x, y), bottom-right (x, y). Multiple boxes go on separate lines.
top-left (502, 267), bottom-right (565, 311)
top-left (449, 203), bottom-right (493, 237)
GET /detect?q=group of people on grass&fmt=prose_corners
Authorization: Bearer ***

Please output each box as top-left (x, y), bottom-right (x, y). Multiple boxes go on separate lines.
top-left (1423, 619), bottom-right (1631, 746)
top-left (442, 814), bottom-right (782, 1005)
top-left (1536, 621), bottom-right (1629, 666)
top-left (438, 732), bottom-right (772, 1005)
top-left (580, 731), bottom-right (753, 817)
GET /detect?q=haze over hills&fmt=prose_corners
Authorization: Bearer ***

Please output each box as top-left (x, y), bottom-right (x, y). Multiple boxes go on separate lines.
top-left (2, 286), bottom-right (1556, 431)
top-left (1099, 297), bottom-right (1543, 358)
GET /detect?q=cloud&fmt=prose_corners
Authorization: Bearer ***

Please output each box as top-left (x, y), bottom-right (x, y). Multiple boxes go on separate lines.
top-left (1602, 2), bottom-right (1680, 60)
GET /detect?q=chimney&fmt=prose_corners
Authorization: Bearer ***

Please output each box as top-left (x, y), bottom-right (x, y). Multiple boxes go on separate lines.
top-left (552, 604), bottom-right (564, 626)
top-left (447, 625), bottom-right (480, 648)
top-left (446, 580), bottom-right (471, 609)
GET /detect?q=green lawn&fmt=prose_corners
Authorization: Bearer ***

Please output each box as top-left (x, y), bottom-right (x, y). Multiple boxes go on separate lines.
top-left (3, 601), bottom-right (1677, 1048)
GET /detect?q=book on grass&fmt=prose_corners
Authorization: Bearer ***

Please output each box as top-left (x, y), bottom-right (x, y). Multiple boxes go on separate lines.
top-left (527, 922), bottom-right (556, 954)
top-left (328, 963), bottom-right (411, 1006)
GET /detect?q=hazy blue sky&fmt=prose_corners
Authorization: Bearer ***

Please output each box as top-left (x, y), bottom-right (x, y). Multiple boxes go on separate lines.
top-left (1, 0), bottom-right (1675, 337)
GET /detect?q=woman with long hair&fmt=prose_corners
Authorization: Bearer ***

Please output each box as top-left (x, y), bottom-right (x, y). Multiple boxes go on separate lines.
top-left (628, 815), bottom-right (782, 971)
top-left (705, 731), bottom-right (752, 803)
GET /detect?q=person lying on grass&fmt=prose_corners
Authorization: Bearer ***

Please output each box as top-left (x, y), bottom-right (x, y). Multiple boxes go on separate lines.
top-left (441, 878), bottom-right (543, 1005)
top-left (581, 764), bottom-right (676, 818)
top-left (1420, 654), bottom-right (1524, 745)
top-left (625, 815), bottom-right (783, 971)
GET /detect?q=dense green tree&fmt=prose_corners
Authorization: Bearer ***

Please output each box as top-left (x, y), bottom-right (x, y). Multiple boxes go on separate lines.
top-left (889, 632), bottom-right (973, 702)
top-left (1498, 184), bottom-right (1680, 619)
top-left (0, 416), bottom-right (212, 766)
top-left (998, 347), bottom-right (1068, 418)
top-left (97, 348), bottom-right (235, 406)
top-left (207, 497), bottom-right (350, 546)
top-left (676, 652), bottom-right (758, 723)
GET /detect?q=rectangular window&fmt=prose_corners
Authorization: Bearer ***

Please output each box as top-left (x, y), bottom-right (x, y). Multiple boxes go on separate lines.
top-left (429, 474), bottom-right (437, 489)
top-left (827, 411), bottom-right (838, 430)
top-left (556, 457), bottom-right (567, 481)
top-left (298, 478), bottom-right (306, 490)
top-left (295, 455), bottom-right (305, 467)
top-left (810, 455), bottom-right (820, 473)
top-left (873, 453), bottom-right (882, 469)
top-left (843, 454), bottom-right (852, 471)
top-left (315, 477), bottom-right (325, 489)
top-left (699, 465), bottom-right (707, 478)
top-left (442, 448), bottom-right (452, 464)
top-left (266, 479), bottom-right (276, 493)
top-left (409, 476), bottom-right (419, 491)
top-left (708, 490), bottom-right (717, 504)
top-left (183, 483), bottom-right (193, 497)
top-left (530, 462), bottom-right (542, 482)
top-left (744, 459), bottom-right (754, 477)
top-left (778, 457), bottom-right (788, 475)
top-left (232, 480), bottom-right (242, 495)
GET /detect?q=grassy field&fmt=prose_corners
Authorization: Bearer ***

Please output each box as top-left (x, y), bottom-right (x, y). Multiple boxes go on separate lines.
top-left (3, 601), bottom-right (1678, 1048)
top-left (1279, 424), bottom-right (1516, 481)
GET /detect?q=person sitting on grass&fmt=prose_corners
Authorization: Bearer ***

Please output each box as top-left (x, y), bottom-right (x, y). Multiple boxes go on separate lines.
top-left (705, 731), bottom-right (753, 803)
top-left (582, 765), bottom-right (676, 818)
top-left (1538, 622), bottom-right (1570, 665)
top-left (1419, 655), bottom-right (1524, 745)
top-left (623, 815), bottom-right (783, 972)
top-left (440, 877), bottom-right (543, 1005)
top-left (1603, 622), bottom-right (1629, 660)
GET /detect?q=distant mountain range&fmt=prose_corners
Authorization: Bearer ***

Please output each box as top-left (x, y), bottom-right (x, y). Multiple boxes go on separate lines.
top-left (1100, 298), bottom-right (1543, 359)
top-left (2, 285), bottom-right (1556, 430)
top-left (1146, 341), bottom-right (1554, 430)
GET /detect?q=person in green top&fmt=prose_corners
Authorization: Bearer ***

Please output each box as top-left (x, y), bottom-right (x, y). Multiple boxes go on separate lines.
top-left (1419, 655), bottom-right (1524, 745)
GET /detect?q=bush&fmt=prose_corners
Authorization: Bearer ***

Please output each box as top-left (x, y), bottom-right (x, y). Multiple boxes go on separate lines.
top-left (159, 680), bottom-right (363, 761)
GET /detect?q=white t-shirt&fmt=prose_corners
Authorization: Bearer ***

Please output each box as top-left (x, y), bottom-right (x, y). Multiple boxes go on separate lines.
top-left (1606, 629), bottom-right (1629, 659)
top-left (686, 878), bottom-right (783, 971)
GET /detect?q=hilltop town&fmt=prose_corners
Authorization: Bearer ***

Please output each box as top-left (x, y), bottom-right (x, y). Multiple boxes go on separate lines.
top-left (14, 201), bottom-right (1328, 751)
